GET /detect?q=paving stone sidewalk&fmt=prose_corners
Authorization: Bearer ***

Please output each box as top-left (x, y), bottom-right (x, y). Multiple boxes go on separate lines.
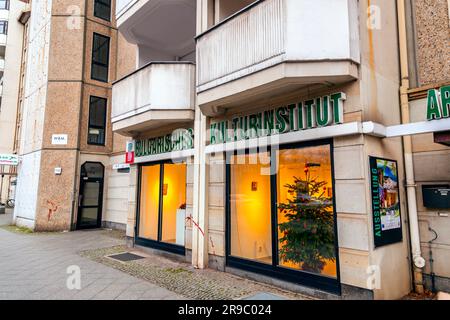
top-left (0, 226), bottom-right (183, 300)
top-left (0, 219), bottom-right (311, 300)
top-left (80, 246), bottom-right (311, 300)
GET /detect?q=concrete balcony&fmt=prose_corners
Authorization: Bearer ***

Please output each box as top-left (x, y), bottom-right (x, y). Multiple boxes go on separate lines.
top-left (112, 62), bottom-right (196, 136)
top-left (196, 0), bottom-right (360, 115)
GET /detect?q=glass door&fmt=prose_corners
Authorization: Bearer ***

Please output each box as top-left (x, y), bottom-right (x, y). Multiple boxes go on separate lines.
top-left (77, 162), bottom-right (104, 229)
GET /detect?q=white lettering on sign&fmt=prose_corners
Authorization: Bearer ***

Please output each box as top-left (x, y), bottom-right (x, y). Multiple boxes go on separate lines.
top-left (52, 134), bottom-right (68, 145)
top-left (0, 154), bottom-right (19, 166)
top-left (112, 163), bottom-right (131, 170)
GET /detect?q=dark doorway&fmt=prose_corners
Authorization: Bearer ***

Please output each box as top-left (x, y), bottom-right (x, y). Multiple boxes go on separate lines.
top-left (77, 162), bottom-right (104, 229)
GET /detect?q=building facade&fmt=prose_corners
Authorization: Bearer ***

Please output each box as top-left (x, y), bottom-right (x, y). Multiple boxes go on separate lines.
top-left (403, 0), bottom-right (450, 293)
top-left (13, 0), bottom-right (127, 231)
top-left (0, 0), bottom-right (28, 203)
top-left (108, 0), bottom-right (450, 300)
top-left (10, 0), bottom-right (449, 300)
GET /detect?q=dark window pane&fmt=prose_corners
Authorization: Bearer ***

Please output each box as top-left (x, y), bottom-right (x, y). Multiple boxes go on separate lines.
top-left (94, 0), bottom-right (111, 21)
top-left (88, 96), bottom-right (107, 145)
top-left (91, 33), bottom-right (110, 82)
top-left (0, 21), bottom-right (8, 35)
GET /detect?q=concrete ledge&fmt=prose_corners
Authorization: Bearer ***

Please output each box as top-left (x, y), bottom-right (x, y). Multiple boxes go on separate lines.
top-left (102, 220), bottom-right (126, 231)
top-left (225, 266), bottom-right (373, 300)
top-left (134, 243), bottom-right (188, 264)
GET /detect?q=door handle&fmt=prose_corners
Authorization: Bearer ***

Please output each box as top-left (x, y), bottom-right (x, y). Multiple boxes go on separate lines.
top-left (78, 195), bottom-right (83, 207)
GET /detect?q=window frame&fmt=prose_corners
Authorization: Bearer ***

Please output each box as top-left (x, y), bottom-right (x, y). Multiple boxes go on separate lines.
top-left (93, 0), bottom-right (111, 22)
top-left (91, 32), bottom-right (110, 83)
top-left (0, 20), bottom-right (8, 35)
top-left (87, 96), bottom-right (107, 146)
top-left (0, 0), bottom-right (9, 10)
top-left (225, 139), bottom-right (341, 294)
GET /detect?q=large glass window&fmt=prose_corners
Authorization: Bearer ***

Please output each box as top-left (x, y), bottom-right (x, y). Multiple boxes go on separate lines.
top-left (277, 146), bottom-right (336, 278)
top-left (230, 152), bottom-right (272, 264)
top-left (139, 165), bottom-right (161, 240)
top-left (138, 162), bottom-right (187, 249)
top-left (94, 0), bottom-right (111, 21)
top-left (161, 164), bottom-right (187, 245)
top-left (88, 96), bottom-right (107, 145)
top-left (91, 33), bottom-right (110, 82)
top-left (227, 142), bottom-right (338, 288)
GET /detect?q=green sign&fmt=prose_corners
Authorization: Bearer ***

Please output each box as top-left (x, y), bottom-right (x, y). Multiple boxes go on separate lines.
top-left (210, 92), bottom-right (346, 145)
top-left (369, 157), bottom-right (403, 247)
top-left (135, 128), bottom-right (194, 157)
top-left (427, 85), bottom-right (450, 120)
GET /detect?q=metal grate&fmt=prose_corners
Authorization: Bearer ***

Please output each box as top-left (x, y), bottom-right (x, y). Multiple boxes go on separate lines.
top-left (107, 252), bottom-right (146, 262)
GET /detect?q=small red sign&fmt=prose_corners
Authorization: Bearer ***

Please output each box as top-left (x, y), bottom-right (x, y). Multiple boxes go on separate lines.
top-left (125, 152), bottom-right (135, 164)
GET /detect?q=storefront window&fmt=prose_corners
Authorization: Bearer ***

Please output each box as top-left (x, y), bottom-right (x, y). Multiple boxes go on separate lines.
top-left (138, 161), bottom-right (187, 250)
top-left (277, 146), bottom-right (336, 278)
top-left (161, 163), bottom-right (187, 245)
top-left (139, 165), bottom-right (161, 240)
top-left (230, 152), bottom-right (272, 264)
top-left (227, 142), bottom-right (338, 289)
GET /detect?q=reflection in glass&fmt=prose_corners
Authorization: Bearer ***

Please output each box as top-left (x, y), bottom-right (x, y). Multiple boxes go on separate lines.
top-left (277, 146), bottom-right (337, 278)
top-left (139, 165), bottom-right (161, 240)
top-left (161, 163), bottom-right (187, 245)
top-left (82, 182), bottom-right (100, 206)
top-left (230, 152), bottom-right (272, 264)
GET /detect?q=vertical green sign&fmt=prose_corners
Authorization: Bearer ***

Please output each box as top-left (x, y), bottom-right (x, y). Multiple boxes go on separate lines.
top-left (369, 156), bottom-right (403, 247)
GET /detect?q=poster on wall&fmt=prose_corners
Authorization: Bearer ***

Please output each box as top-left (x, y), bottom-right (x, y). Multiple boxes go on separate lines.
top-left (369, 157), bottom-right (403, 247)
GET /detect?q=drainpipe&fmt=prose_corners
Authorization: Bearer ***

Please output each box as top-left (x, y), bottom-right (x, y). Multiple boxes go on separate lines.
top-left (397, 0), bottom-right (425, 294)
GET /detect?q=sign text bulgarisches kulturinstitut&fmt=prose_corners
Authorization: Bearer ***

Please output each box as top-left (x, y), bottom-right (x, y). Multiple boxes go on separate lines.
top-left (134, 128), bottom-right (194, 157)
top-left (210, 92), bottom-right (347, 144)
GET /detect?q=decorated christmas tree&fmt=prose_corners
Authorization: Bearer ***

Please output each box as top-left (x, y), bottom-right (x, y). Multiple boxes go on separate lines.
top-left (278, 168), bottom-right (336, 273)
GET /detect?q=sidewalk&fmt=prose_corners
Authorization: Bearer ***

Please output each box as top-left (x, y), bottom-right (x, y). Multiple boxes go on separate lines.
top-left (0, 225), bottom-right (310, 300)
top-left (0, 227), bottom-right (183, 300)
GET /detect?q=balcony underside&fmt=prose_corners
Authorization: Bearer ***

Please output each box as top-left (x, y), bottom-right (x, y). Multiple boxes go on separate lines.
top-left (113, 110), bottom-right (195, 136)
top-left (198, 60), bottom-right (358, 116)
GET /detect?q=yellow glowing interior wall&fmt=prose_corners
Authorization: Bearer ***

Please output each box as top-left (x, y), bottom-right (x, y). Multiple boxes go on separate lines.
top-left (230, 152), bottom-right (272, 263)
top-left (161, 163), bottom-right (187, 243)
top-left (277, 145), bottom-right (336, 277)
top-left (139, 165), bottom-right (160, 240)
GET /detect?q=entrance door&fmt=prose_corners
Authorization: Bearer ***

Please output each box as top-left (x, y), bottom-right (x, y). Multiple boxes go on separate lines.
top-left (77, 162), bottom-right (104, 229)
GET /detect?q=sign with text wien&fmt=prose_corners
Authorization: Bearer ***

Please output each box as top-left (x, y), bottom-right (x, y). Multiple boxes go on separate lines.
top-left (210, 92), bottom-right (346, 144)
top-left (0, 154), bottom-right (19, 166)
top-left (369, 157), bottom-right (403, 247)
top-left (427, 85), bottom-right (450, 120)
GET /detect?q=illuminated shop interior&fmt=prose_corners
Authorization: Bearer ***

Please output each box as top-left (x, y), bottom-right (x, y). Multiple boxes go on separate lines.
top-left (138, 162), bottom-right (187, 247)
top-left (229, 144), bottom-right (337, 278)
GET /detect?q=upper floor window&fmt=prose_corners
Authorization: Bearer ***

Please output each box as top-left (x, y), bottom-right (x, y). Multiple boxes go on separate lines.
top-left (94, 0), bottom-right (111, 21)
top-left (88, 96), bottom-right (107, 146)
top-left (91, 33), bottom-right (110, 82)
top-left (0, 0), bottom-right (9, 10)
top-left (0, 20), bottom-right (8, 35)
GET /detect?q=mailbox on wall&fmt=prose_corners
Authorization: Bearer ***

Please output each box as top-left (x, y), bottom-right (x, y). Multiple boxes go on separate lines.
top-left (422, 185), bottom-right (450, 209)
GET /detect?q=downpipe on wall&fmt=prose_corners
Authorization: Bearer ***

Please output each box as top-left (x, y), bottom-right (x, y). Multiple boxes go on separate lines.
top-left (397, 0), bottom-right (425, 294)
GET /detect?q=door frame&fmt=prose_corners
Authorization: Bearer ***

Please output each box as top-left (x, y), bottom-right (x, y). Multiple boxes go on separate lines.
top-left (224, 138), bottom-right (341, 294)
top-left (76, 162), bottom-right (104, 230)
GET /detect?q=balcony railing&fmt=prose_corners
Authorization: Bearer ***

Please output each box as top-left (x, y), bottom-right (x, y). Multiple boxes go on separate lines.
top-left (197, 0), bottom-right (360, 93)
top-left (112, 62), bottom-right (195, 134)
